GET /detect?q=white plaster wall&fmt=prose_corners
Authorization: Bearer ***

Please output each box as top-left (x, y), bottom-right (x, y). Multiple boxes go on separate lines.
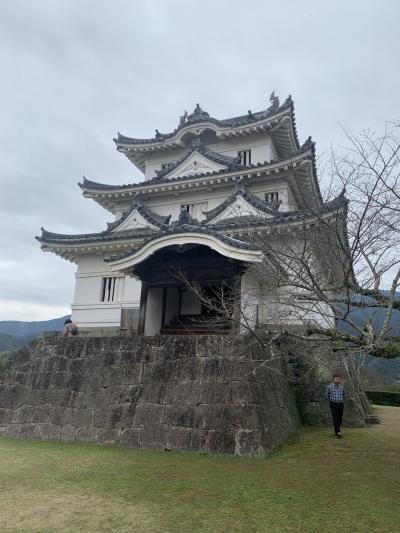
top-left (123, 276), bottom-right (142, 305)
top-left (253, 236), bottom-right (335, 329)
top-left (259, 289), bottom-right (335, 329)
top-left (140, 179), bottom-right (295, 223)
top-left (144, 287), bottom-right (163, 335)
top-left (71, 254), bottom-right (141, 329)
top-left (145, 147), bottom-right (185, 179)
top-left (71, 305), bottom-right (122, 329)
top-left (143, 132), bottom-right (277, 180)
top-left (207, 133), bottom-right (276, 165)
top-left (164, 152), bottom-right (225, 180)
top-left (240, 269), bottom-right (260, 332)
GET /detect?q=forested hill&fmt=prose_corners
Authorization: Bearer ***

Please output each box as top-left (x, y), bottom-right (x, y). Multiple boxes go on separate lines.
top-left (0, 316), bottom-right (69, 352)
top-left (0, 316), bottom-right (69, 337)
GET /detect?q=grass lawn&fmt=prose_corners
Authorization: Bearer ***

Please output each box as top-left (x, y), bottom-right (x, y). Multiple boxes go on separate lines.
top-left (0, 406), bottom-right (399, 532)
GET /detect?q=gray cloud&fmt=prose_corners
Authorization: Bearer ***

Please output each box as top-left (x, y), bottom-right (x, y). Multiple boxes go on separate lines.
top-left (1, 0), bottom-right (399, 320)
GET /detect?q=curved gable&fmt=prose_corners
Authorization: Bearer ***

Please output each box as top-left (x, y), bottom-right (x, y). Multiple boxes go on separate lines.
top-left (107, 230), bottom-right (263, 273)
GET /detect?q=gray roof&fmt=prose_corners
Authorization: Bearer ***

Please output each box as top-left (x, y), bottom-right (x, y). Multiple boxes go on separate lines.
top-left (103, 194), bottom-right (349, 265)
top-left (105, 222), bottom-right (259, 263)
top-left (36, 227), bottom-right (157, 245)
top-left (79, 138), bottom-right (316, 193)
top-left (106, 196), bottom-right (170, 230)
top-left (36, 197), bottom-right (169, 245)
top-left (37, 193), bottom-right (346, 248)
top-left (209, 194), bottom-right (348, 229)
top-left (114, 95), bottom-right (299, 147)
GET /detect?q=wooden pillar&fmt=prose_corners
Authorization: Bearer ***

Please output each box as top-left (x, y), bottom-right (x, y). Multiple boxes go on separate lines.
top-left (137, 282), bottom-right (148, 336)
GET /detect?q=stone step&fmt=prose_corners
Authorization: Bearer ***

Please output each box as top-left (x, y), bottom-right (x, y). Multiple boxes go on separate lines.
top-left (164, 322), bottom-right (230, 329)
top-left (366, 414), bottom-right (381, 424)
top-left (160, 330), bottom-right (230, 335)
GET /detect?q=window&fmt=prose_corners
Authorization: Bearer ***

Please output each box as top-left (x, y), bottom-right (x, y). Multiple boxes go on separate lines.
top-left (265, 191), bottom-right (279, 203)
top-left (180, 202), bottom-right (208, 220)
top-left (238, 149), bottom-right (251, 165)
top-left (101, 277), bottom-right (117, 302)
top-left (161, 162), bottom-right (175, 170)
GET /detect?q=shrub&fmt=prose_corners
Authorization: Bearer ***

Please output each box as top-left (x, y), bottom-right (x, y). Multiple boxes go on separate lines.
top-left (371, 342), bottom-right (400, 358)
top-left (365, 390), bottom-right (400, 406)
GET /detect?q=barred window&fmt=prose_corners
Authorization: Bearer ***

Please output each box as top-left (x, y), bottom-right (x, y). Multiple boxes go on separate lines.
top-left (101, 277), bottom-right (117, 302)
top-left (161, 162), bottom-right (175, 170)
top-left (265, 191), bottom-right (279, 203)
top-left (180, 202), bottom-right (208, 220)
top-left (238, 149), bottom-right (251, 165)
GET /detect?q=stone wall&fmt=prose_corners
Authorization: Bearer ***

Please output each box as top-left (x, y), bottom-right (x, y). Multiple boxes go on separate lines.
top-left (280, 336), bottom-right (371, 427)
top-left (0, 334), bottom-right (368, 455)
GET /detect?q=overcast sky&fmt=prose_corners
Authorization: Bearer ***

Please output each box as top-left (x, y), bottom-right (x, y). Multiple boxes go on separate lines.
top-left (0, 0), bottom-right (399, 321)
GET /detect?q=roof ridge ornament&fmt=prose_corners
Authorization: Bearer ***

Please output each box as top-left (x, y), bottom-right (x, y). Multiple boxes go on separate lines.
top-left (191, 136), bottom-right (202, 150)
top-left (131, 195), bottom-right (143, 208)
top-left (194, 103), bottom-right (209, 116)
top-left (179, 110), bottom-right (188, 126)
top-left (177, 209), bottom-right (198, 225)
top-left (187, 103), bottom-right (210, 122)
top-left (269, 91), bottom-right (280, 111)
top-left (268, 91), bottom-right (279, 111)
top-left (232, 181), bottom-right (247, 195)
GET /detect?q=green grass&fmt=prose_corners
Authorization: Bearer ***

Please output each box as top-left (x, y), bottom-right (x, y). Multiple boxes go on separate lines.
top-left (0, 406), bottom-right (399, 532)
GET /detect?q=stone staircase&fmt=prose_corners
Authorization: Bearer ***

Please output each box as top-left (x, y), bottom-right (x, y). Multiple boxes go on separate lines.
top-left (160, 314), bottom-right (232, 335)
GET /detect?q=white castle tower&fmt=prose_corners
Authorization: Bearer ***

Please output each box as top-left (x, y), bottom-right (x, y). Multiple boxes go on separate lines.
top-left (37, 94), bottom-right (349, 335)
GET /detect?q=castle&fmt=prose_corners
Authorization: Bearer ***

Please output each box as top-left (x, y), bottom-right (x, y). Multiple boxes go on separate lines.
top-left (36, 94), bottom-right (348, 336)
top-left (0, 104), bottom-right (367, 454)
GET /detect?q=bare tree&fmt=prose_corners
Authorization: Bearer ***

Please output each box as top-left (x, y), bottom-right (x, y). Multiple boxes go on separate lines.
top-left (178, 122), bottom-right (400, 360)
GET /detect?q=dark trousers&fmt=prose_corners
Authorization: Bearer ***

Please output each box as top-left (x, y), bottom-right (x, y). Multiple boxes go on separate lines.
top-left (330, 401), bottom-right (344, 434)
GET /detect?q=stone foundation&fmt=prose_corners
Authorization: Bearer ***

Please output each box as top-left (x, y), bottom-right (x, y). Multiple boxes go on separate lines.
top-left (0, 335), bottom-right (369, 455)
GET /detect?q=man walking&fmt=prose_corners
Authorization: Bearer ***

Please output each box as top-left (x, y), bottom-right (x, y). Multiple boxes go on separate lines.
top-left (325, 374), bottom-right (345, 438)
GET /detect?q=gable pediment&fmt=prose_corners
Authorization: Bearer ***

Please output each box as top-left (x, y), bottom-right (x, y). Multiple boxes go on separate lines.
top-left (207, 195), bottom-right (273, 224)
top-left (110, 209), bottom-right (159, 232)
top-left (164, 151), bottom-right (227, 179)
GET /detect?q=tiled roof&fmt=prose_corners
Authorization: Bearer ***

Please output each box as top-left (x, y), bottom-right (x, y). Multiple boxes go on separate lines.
top-left (106, 196), bottom-right (170, 230)
top-left (36, 196), bottom-right (170, 245)
top-left (209, 194), bottom-right (348, 229)
top-left (105, 221), bottom-right (258, 263)
top-left (36, 227), bottom-right (157, 245)
top-left (36, 194), bottom-right (347, 248)
top-left (79, 140), bottom-right (315, 193)
top-left (114, 95), bottom-right (297, 146)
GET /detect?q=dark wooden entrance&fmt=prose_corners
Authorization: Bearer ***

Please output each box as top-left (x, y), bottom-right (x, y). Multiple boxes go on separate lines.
top-left (134, 245), bottom-right (246, 335)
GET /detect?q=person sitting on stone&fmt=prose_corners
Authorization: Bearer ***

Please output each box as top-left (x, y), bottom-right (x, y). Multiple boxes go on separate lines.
top-left (63, 318), bottom-right (78, 337)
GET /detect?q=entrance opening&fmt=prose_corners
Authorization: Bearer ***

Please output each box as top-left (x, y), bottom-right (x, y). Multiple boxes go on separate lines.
top-left (133, 244), bottom-right (246, 335)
